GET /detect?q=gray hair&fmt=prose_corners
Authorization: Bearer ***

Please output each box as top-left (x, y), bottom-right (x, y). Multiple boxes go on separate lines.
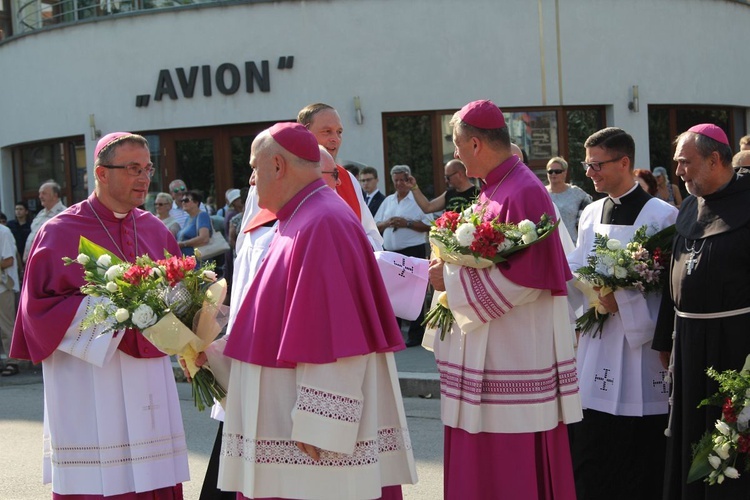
top-left (675, 131), bottom-right (733, 167)
top-left (390, 164), bottom-right (411, 177)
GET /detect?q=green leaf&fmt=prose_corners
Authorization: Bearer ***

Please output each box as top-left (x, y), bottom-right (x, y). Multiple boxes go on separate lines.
top-left (643, 224), bottom-right (676, 254)
top-left (79, 236), bottom-right (123, 264)
top-left (688, 433), bottom-right (715, 483)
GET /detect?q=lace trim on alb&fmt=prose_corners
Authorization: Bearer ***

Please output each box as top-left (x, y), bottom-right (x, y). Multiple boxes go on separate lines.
top-left (221, 427), bottom-right (410, 466)
top-left (295, 385), bottom-right (363, 423)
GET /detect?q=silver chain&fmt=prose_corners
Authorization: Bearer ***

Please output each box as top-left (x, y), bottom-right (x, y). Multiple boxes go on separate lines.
top-left (87, 200), bottom-right (138, 261)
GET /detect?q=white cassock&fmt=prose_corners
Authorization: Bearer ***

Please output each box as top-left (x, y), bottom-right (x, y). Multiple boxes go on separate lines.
top-left (567, 197), bottom-right (677, 416)
top-left (42, 299), bottom-right (189, 495)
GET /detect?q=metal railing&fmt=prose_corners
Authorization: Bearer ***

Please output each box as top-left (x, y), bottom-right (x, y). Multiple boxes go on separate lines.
top-left (12, 0), bottom-right (216, 34)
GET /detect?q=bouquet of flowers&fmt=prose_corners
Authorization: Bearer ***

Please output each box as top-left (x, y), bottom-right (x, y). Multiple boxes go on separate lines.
top-left (423, 210), bottom-right (559, 340)
top-left (574, 224), bottom-right (673, 337)
top-left (688, 355), bottom-right (750, 485)
top-left (63, 236), bottom-right (229, 411)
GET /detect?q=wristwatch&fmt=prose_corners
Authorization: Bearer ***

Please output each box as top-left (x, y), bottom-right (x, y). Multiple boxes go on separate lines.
top-left (406, 220), bottom-right (413, 228)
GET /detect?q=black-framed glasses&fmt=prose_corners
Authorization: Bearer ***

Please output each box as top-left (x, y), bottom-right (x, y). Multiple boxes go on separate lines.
top-left (100, 163), bottom-right (155, 178)
top-left (322, 169), bottom-right (339, 181)
top-left (444, 172), bottom-right (459, 181)
top-left (181, 198), bottom-right (192, 204)
top-left (547, 169), bottom-right (564, 175)
top-left (154, 202), bottom-right (169, 206)
top-left (581, 157), bottom-right (623, 172)
top-left (360, 176), bottom-right (375, 183)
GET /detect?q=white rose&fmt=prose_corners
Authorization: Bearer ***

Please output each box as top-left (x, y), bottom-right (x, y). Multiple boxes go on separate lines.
top-left (716, 420), bottom-right (732, 436)
top-left (521, 231), bottom-right (538, 245)
top-left (105, 281), bottom-right (119, 293)
top-left (517, 220), bottom-right (536, 234)
top-left (708, 455), bottom-right (722, 469)
top-left (97, 254), bottom-right (112, 268)
top-left (150, 267), bottom-right (162, 278)
top-left (606, 239), bottom-right (622, 251)
top-left (614, 266), bottom-right (628, 279)
top-left (455, 223), bottom-right (476, 247)
top-left (131, 304), bottom-right (158, 329)
top-left (114, 308), bottom-right (130, 323)
top-left (76, 253), bottom-right (90, 265)
top-left (724, 467), bottom-right (740, 479)
top-left (105, 265), bottom-right (123, 282)
top-left (202, 270), bottom-right (217, 281)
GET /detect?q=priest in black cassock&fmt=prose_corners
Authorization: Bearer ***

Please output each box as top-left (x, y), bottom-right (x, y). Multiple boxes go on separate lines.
top-left (653, 123), bottom-right (750, 500)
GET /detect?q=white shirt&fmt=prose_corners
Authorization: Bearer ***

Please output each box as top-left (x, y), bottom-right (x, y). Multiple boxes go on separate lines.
top-left (374, 191), bottom-right (432, 251)
top-left (0, 224), bottom-right (19, 293)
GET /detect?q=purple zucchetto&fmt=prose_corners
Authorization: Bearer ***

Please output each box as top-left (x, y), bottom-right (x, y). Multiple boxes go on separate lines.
top-left (268, 122), bottom-right (321, 162)
top-left (687, 124), bottom-right (730, 146)
top-left (457, 100), bottom-right (506, 129)
top-left (94, 132), bottom-right (137, 162)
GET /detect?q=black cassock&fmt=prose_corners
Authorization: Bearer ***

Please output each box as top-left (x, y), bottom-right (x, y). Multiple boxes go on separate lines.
top-left (653, 169), bottom-right (750, 500)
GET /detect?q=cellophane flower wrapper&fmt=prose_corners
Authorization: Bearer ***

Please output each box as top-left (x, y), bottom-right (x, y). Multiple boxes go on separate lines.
top-left (424, 211), bottom-right (558, 340)
top-left (574, 224), bottom-right (673, 337)
top-left (63, 236), bottom-right (229, 411)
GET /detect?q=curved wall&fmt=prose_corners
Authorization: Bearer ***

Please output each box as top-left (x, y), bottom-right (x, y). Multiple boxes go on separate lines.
top-left (1, 0), bottom-right (748, 211)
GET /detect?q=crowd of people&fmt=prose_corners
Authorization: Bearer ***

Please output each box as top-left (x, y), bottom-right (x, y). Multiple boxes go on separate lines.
top-left (2, 100), bottom-right (750, 500)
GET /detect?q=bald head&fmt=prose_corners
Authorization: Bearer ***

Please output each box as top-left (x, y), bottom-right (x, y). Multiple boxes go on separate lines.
top-left (251, 129), bottom-right (321, 212)
top-left (319, 145), bottom-right (339, 189)
top-left (732, 150), bottom-right (750, 169)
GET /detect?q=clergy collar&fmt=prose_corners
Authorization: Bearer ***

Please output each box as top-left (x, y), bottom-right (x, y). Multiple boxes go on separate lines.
top-left (88, 193), bottom-right (132, 222)
top-left (607, 182), bottom-right (639, 205)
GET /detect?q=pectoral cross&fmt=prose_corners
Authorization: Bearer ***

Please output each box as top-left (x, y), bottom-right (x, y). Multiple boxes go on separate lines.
top-left (142, 394), bottom-right (160, 429)
top-left (685, 251), bottom-right (699, 276)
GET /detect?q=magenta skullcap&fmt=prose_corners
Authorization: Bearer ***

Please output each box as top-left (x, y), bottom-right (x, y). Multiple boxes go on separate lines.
top-left (457, 100), bottom-right (506, 129)
top-left (94, 132), bottom-right (137, 162)
top-left (268, 122), bottom-right (321, 162)
top-left (687, 124), bottom-right (729, 146)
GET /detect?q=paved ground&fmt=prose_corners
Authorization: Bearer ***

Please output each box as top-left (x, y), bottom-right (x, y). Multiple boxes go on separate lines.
top-left (0, 344), bottom-right (444, 499)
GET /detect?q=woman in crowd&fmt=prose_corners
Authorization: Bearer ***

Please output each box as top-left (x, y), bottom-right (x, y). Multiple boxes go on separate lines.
top-left (633, 169), bottom-right (658, 196)
top-left (153, 192), bottom-right (180, 237)
top-left (176, 190), bottom-right (211, 258)
top-left (545, 156), bottom-right (592, 242)
top-left (652, 166), bottom-right (682, 207)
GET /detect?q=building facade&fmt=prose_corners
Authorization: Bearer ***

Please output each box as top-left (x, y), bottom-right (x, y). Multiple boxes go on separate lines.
top-left (1, 0), bottom-right (748, 214)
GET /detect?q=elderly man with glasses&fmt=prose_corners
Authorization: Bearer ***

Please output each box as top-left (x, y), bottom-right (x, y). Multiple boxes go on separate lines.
top-left (11, 132), bottom-right (188, 498)
top-left (567, 127), bottom-right (677, 499)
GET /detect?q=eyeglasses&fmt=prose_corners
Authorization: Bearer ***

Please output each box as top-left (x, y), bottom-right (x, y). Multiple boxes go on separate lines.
top-left (322, 169), bottom-right (340, 181)
top-left (100, 163), bottom-right (155, 178)
top-left (581, 157), bottom-right (623, 172)
top-left (154, 202), bottom-right (169, 206)
top-left (171, 186), bottom-right (187, 193)
top-left (547, 169), bottom-right (565, 175)
top-left (180, 198), bottom-right (192, 204)
top-left (360, 177), bottom-right (375, 183)
top-left (444, 172), bottom-right (459, 181)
